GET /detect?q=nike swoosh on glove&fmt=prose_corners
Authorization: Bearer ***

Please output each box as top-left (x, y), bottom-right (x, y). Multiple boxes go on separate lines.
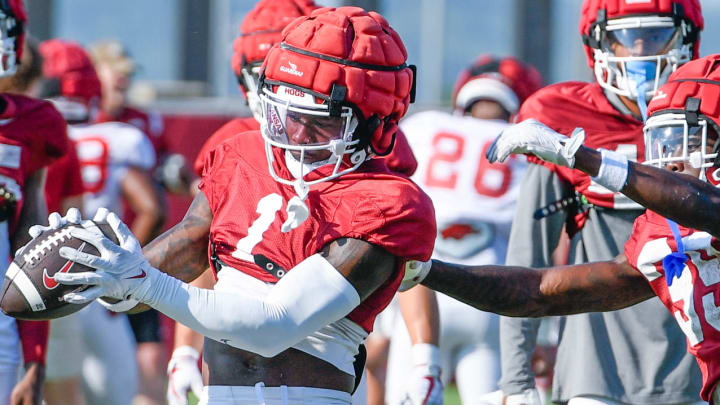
top-left (167, 346), bottom-right (206, 405)
top-left (54, 209), bottom-right (157, 304)
top-left (486, 119), bottom-right (585, 167)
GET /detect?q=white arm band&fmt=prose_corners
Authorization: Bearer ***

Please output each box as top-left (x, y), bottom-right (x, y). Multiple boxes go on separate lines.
top-left (590, 148), bottom-right (629, 193)
top-left (137, 254), bottom-right (361, 357)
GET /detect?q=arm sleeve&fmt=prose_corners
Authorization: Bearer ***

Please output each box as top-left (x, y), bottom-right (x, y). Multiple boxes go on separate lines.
top-left (498, 164), bottom-right (571, 395)
top-left (139, 254), bottom-right (361, 358)
top-left (16, 320), bottom-right (49, 366)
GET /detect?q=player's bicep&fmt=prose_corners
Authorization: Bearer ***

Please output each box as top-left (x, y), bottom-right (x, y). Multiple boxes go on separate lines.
top-left (320, 238), bottom-right (396, 301)
top-left (143, 192), bottom-right (212, 283)
top-left (539, 254), bottom-right (654, 314)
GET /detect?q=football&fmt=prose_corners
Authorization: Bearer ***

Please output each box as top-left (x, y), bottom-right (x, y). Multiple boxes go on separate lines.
top-left (0, 220), bottom-right (119, 320)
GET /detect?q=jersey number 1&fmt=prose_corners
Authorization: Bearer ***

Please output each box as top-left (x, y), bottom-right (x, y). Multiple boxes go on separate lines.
top-left (231, 193), bottom-right (283, 262)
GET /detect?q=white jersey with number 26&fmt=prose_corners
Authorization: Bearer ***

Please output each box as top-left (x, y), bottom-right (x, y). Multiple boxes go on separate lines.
top-left (401, 111), bottom-right (527, 265)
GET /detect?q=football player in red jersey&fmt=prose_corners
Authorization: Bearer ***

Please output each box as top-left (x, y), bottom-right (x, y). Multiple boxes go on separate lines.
top-left (49, 7), bottom-right (435, 405)
top-left (0, 2), bottom-right (70, 404)
top-left (403, 53), bottom-right (720, 405)
top-left (0, 36), bottom-right (85, 405)
top-left (175, 3), bottom-right (440, 405)
top-left (490, 1), bottom-right (705, 404)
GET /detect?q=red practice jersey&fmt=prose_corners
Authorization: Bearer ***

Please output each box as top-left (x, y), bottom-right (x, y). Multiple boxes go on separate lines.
top-left (517, 82), bottom-right (644, 230)
top-left (45, 139), bottom-right (83, 214)
top-left (96, 106), bottom-right (166, 159)
top-left (0, 94), bottom-right (68, 231)
top-left (193, 117), bottom-right (260, 176)
top-left (625, 210), bottom-right (720, 401)
top-left (199, 132), bottom-right (436, 332)
top-left (0, 94), bottom-right (66, 367)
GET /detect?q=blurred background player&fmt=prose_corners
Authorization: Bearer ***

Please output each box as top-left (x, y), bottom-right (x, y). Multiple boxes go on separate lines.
top-left (88, 39), bottom-right (171, 405)
top-left (0, 36), bottom-right (86, 405)
top-left (382, 55), bottom-right (541, 405)
top-left (170, 3), bottom-right (441, 405)
top-left (0, 1), bottom-right (68, 404)
top-left (498, 1), bottom-right (705, 404)
top-left (37, 38), bottom-right (161, 405)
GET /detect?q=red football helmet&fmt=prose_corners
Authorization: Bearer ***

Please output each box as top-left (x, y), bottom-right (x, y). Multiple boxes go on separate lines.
top-left (451, 55), bottom-right (542, 115)
top-left (643, 54), bottom-right (720, 183)
top-left (580, 0), bottom-right (703, 103)
top-left (232, 0), bottom-right (318, 120)
top-left (0, 0), bottom-right (26, 78)
top-left (39, 39), bottom-right (102, 123)
top-left (258, 6), bottom-right (415, 196)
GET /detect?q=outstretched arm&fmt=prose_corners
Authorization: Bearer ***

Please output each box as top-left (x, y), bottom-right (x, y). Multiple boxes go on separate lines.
top-left (422, 255), bottom-right (654, 317)
top-left (573, 146), bottom-right (720, 237)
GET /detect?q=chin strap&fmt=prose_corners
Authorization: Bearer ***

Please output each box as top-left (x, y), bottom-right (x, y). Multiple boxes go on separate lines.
top-left (663, 218), bottom-right (688, 287)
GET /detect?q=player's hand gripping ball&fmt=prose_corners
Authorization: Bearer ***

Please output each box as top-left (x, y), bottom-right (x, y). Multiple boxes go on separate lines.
top-left (0, 208), bottom-right (119, 320)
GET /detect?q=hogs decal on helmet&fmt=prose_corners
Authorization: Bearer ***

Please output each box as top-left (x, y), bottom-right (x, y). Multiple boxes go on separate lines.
top-left (452, 55), bottom-right (542, 116)
top-left (232, 0), bottom-right (319, 120)
top-left (258, 6), bottom-right (416, 198)
top-left (38, 39), bottom-right (102, 123)
top-left (579, 0), bottom-right (703, 116)
top-left (0, 0), bottom-right (26, 78)
top-left (643, 54), bottom-right (720, 183)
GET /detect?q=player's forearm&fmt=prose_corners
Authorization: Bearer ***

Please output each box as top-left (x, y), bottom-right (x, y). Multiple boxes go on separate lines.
top-left (173, 270), bottom-right (214, 352)
top-left (574, 146), bottom-right (720, 236)
top-left (623, 162), bottom-right (720, 236)
top-left (422, 260), bottom-right (549, 317)
top-left (398, 285), bottom-right (439, 345)
top-left (422, 259), bottom-right (652, 317)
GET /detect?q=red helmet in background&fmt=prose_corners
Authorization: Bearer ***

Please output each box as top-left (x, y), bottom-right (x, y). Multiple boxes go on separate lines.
top-left (451, 55), bottom-right (542, 116)
top-left (579, 0), bottom-right (703, 105)
top-left (0, 0), bottom-right (27, 78)
top-left (232, 0), bottom-right (318, 120)
top-left (39, 39), bottom-right (102, 123)
top-left (643, 54), bottom-right (720, 183)
top-left (258, 6), bottom-right (416, 195)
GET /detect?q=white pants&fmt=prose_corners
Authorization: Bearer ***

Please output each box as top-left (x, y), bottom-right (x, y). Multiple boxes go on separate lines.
top-left (200, 385), bottom-right (352, 405)
top-left (567, 396), bottom-right (706, 405)
top-left (78, 302), bottom-right (139, 405)
top-left (385, 293), bottom-right (500, 405)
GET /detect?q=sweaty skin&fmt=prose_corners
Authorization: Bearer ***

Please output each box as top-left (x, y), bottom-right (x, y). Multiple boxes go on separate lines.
top-left (137, 192), bottom-right (399, 392)
top-left (423, 255), bottom-right (654, 318)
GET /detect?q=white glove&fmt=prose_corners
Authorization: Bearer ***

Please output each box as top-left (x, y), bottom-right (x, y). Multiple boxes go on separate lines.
top-left (167, 346), bottom-right (206, 405)
top-left (28, 207), bottom-right (83, 238)
top-left (97, 296), bottom-right (140, 313)
top-left (486, 119), bottom-right (585, 167)
top-left (54, 209), bottom-right (156, 304)
top-left (399, 260), bottom-right (432, 292)
top-left (402, 344), bottom-right (443, 405)
top-left (504, 388), bottom-right (543, 405)
top-left (15, 208), bottom-right (83, 257)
